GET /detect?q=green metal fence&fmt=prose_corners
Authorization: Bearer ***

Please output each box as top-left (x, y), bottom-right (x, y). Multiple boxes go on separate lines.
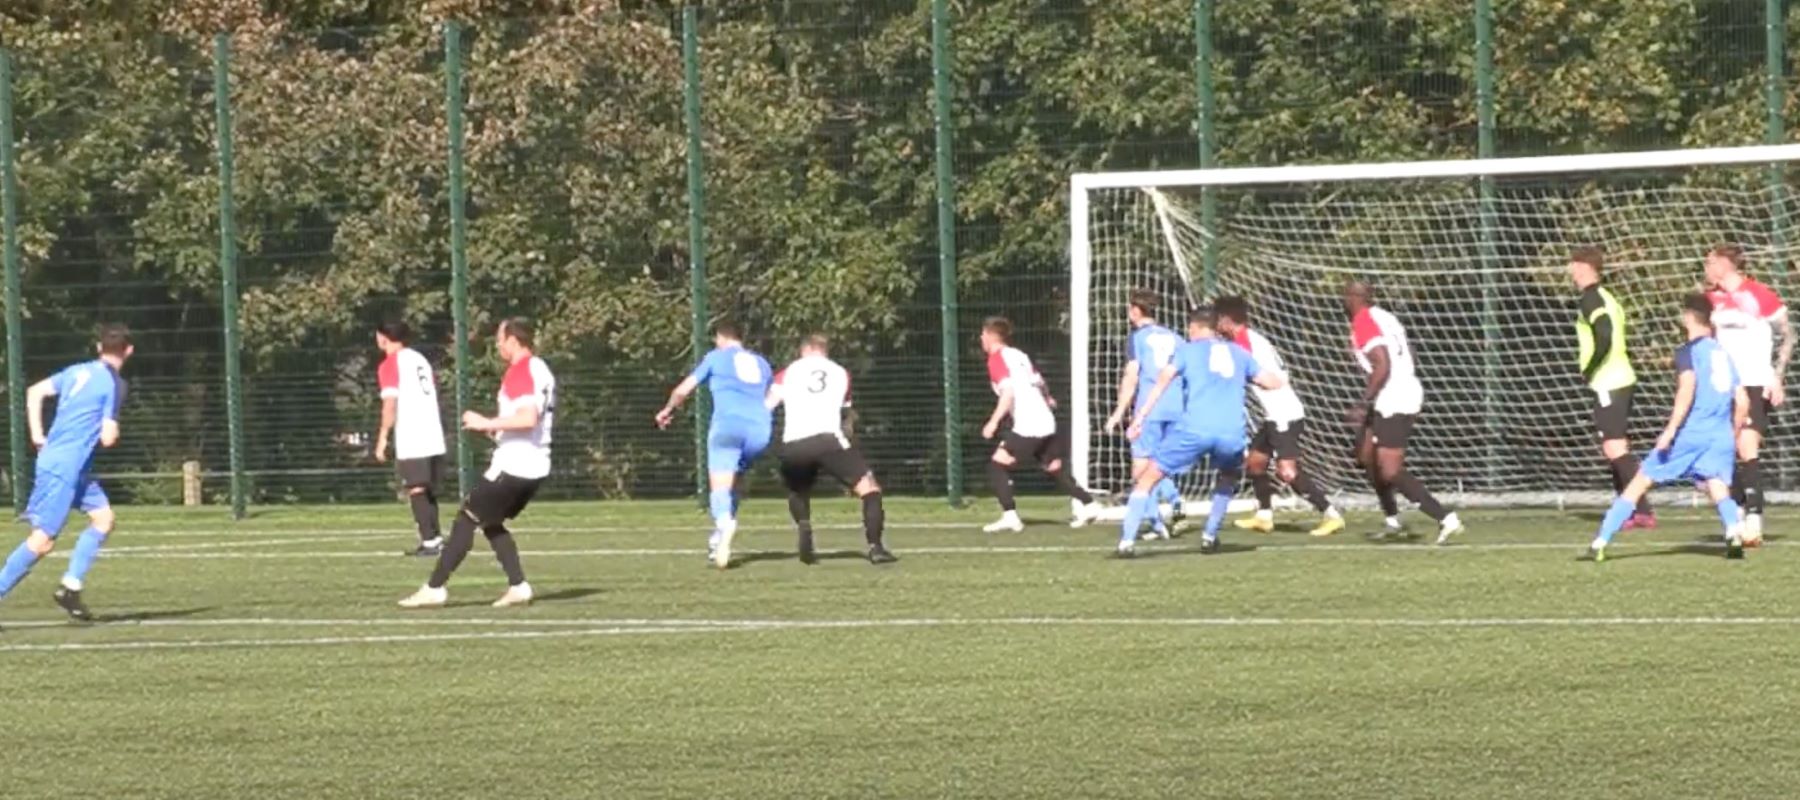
top-left (0, 1), bottom-right (1793, 510)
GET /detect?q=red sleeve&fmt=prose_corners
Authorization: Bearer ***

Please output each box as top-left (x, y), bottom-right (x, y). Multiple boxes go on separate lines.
top-left (772, 368), bottom-right (787, 387)
top-left (1749, 280), bottom-right (1785, 317)
top-left (986, 350), bottom-right (1008, 384)
top-left (501, 359), bottom-right (536, 400)
top-left (377, 354), bottom-right (399, 391)
top-left (1232, 329), bottom-right (1252, 349)
top-left (1351, 309), bottom-right (1382, 350)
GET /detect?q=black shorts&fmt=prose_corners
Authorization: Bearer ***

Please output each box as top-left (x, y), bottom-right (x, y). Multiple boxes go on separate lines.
top-left (1364, 413), bottom-right (1416, 449)
top-left (1590, 386), bottom-right (1635, 441)
top-left (396, 455), bottom-right (444, 490)
top-left (779, 433), bottom-right (873, 494)
top-left (1741, 386), bottom-right (1772, 435)
top-left (1249, 419), bottom-right (1306, 460)
top-left (1000, 432), bottom-right (1064, 466)
top-left (464, 472), bottom-right (544, 527)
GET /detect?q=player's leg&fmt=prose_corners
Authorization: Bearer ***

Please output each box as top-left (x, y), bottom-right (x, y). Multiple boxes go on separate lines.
top-left (1282, 456), bottom-right (1345, 537)
top-left (53, 480), bottom-right (114, 621)
top-left (1701, 476), bottom-right (1747, 559)
top-left (705, 425), bottom-right (747, 566)
top-left (1595, 392), bottom-right (1654, 529)
top-left (825, 445), bottom-right (895, 563)
top-left (1117, 461), bottom-right (1169, 556)
top-left (0, 473), bottom-right (79, 602)
top-left (779, 445), bottom-right (821, 564)
top-left (1198, 443), bottom-right (1244, 553)
top-left (984, 438), bottom-right (1025, 533)
top-left (1234, 427), bottom-right (1276, 533)
top-left (1354, 426), bottom-right (1402, 538)
top-left (1372, 414), bottom-right (1463, 543)
top-left (1040, 435), bottom-right (1101, 527)
top-left (1732, 397), bottom-right (1766, 544)
top-left (1131, 421), bottom-right (1174, 538)
top-left (402, 475), bottom-right (502, 607)
top-left (1588, 467), bottom-right (1659, 560)
top-left (482, 475), bottom-right (541, 606)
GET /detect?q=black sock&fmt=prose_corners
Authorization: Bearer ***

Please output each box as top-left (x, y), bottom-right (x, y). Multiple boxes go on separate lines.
top-left (410, 491), bottom-right (440, 542)
top-left (484, 527), bottom-right (527, 587)
top-left (1050, 469), bottom-right (1093, 505)
top-left (1289, 469), bottom-right (1331, 513)
top-left (1390, 470), bottom-right (1448, 521)
top-left (862, 492), bottom-right (885, 546)
top-left (988, 461), bottom-right (1017, 512)
top-left (789, 492), bottom-right (814, 549)
top-left (1251, 471), bottom-right (1274, 511)
top-left (1373, 479), bottom-right (1400, 517)
top-left (1609, 455), bottom-right (1649, 515)
top-left (428, 513), bottom-right (478, 588)
top-left (1740, 458), bottom-right (1763, 516)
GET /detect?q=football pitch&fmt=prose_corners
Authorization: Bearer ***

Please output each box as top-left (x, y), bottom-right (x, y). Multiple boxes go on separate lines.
top-left (2, 498), bottom-right (1796, 799)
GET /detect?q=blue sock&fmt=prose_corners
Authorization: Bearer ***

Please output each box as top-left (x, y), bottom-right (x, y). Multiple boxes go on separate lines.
top-left (1157, 478), bottom-right (1182, 513)
top-left (62, 527), bottom-right (108, 589)
top-left (708, 489), bottom-right (734, 527)
top-left (1716, 498), bottom-right (1742, 538)
top-left (0, 541), bottom-right (42, 599)
top-left (1120, 490), bottom-right (1151, 545)
top-left (1202, 489), bottom-right (1232, 541)
top-left (1593, 497), bottom-right (1636, 547)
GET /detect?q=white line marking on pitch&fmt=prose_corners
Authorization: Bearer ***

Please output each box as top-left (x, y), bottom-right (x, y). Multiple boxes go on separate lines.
top-left (5, 615), bottom-right (1800, 653)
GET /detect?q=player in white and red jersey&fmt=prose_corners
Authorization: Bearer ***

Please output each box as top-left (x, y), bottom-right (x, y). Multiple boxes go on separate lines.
top-left (373, 321), bottom-right (448, 556)
top-left (766, 334), bottom-right (896, 565)
top-left (1703, 243), bottom-right (1794, 544)
top-left (1343, 282), bottom-right (1463, 544)
top-left (978, 316), bottom-right (1102, 532)
top-left (401, 318), bottom-right (554, 609)
top-left (1211, 296), bottom-right (1344, 537)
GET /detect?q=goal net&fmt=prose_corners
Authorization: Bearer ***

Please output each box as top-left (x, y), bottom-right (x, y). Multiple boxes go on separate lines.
top-left (1071, 144), bottom-right (1800, 510)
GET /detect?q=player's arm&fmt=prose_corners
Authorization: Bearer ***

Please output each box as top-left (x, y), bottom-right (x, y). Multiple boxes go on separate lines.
top-left (1106, 360), bottom-right (1139, 432)
top-left (764, 373), bottom-right (786, 412)
top-left (1129, 363), bottom-right (1180, 439)
top-left (25, 377), bottom-right (56, 448)
top-left (1770, 307), bottom-right (1794, 406)
top-left (1349, 345), bottom-right (1390, 426)
top-left (655, 374), bottom-right (703, 429)
top-left (981, 384), bottom-right (1014, 440)
top-left (374, 397), bottom-right (397, 463)
top-left (1656, 367), bottom-right (1696, 451)
top-left (1733, 385), bottom-right (1751, 433)
top-left (1252, 370), bottom-right (1285, 391)
top-left (1581, 301), bottom-right (1613, 384)
top-left (468, 399), bottom-right (539, 433)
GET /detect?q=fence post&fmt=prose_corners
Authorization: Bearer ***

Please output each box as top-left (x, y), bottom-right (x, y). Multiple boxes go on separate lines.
top-left (0, 50), bottom-right (24, 514)
top-left (681, 5), bottom-right (711, 501)
top-left (1193, 0), bottom-right (1218, 297)
top-left (1474, 0), bottom-right (1503, 489)
top-left (931, 0), bottom-right (963, 506)
top-left (213, 34), bottom-right (248, 519)
top-left (1767, 0), bottom-right (1788, 487)
top-left (445, 21), bottom-right (475, 497)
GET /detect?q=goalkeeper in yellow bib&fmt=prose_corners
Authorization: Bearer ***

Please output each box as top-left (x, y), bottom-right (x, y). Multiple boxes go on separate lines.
top-left (1570, 246), bottom-right (1654, 529)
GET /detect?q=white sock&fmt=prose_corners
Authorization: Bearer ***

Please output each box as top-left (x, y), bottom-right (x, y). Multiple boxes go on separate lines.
top-left (61, 577), bottom-right (82, 592)
top-left (1386, 515), bottom-right (1403, 529)
top-left (1254, 509), bottom-right (1273, 521)
top-left (1324, 506), bottom-right (1343, 520)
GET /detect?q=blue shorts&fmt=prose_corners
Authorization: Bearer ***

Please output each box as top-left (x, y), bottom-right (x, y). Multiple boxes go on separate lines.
top-left (1131, 419), bottom-right (1176, 460)
top-left (1639, 436), bottom-right (1736, 485)
top-left (24, 471), bottom-right (109, 538)
top-left (1152, 429), bottom-right (1245, 477)
top-left (708, 419), bottom-right (771, 474)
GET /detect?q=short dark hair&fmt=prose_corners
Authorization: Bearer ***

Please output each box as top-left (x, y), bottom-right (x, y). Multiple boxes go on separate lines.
top-left (713, 320), bottom-right (743, 341)
top-left (982, 316), bottom-right (1013, 343)
top-left (1213, 295), bottom-right (1250, 325)
top-left (376, 319), bottom-right (411, 344)
top-left (1570, 245), bottom-right (1604, 271)
top-left (1128, 289), bottom-right (1159, 317)
top-left (1708, 243), bottom-right (1745, 269)
top-left (97, 323), bottom-right (131, 356)
top-left (1188, 307), bottom-right (1217, 329)
top-left (1683, 292), bottom-right (1714, 323)
top-left (801, 333), bottom-right (830, 353)
top-left (499, 317), bottom-right (535, 349)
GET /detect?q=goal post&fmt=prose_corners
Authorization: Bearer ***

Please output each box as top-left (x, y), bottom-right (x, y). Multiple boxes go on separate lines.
top-left (1071, 143), bottom-right (1800, 510)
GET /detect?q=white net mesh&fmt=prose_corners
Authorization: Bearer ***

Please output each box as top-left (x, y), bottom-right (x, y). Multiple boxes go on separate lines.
top-left (1077, 168), bottom-right (1800, 508)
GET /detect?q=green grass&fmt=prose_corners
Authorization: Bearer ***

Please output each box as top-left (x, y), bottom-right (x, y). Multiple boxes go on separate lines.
top-left (2, 498), bottom-right (1796, 799)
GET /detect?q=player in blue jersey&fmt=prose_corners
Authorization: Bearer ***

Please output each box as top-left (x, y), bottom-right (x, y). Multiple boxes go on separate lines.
top-left (1104, 289), bottom-right (1186, 539)
top-left (656, 320), bottom-right (773, 569)
top-left (1587, 294), bottom-right (1750, 562)
top-left (0, 324), bottom-right (133, 623)
top-left (1119, 308), bottom-right (1283, 557)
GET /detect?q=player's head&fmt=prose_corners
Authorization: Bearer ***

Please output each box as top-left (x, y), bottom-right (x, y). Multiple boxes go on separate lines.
top-left (496, 317), bottom-right (535, 360)
top-left (1704, 243), bottom-right (1745, 288)
top-left (799, 333), bottom-right (830, 358)
top-left (1342, 280), bottom-right (1373, 316)
top-left (1186, 307), bottom-right (1217, 340)
top-left (374, 320), bottom-right (410, 353)
top-left (713, 320), bottom-right (743, 347)
top-left (96, 323), bottom-right (133, 364)
top-left (1568, 246), bottom-right (1604, 289)
top-left (1213, 295), bottom-right (1250, 336)
top-left (1127, 289), bottom-right (1159, 325)
top-left (979, 317), bottom-right (1012, 353)
top-left (1681, 292), bottom-right (1714, 337)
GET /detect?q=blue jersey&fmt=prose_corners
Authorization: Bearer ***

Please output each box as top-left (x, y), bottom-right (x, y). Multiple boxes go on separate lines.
top-left (690, 345), bottom-right (773, 425)
top-left (1129, 323), bottom-right (1183, 422)
top-left (38, 359), bottom-right (125, 478)
top-left (1673, 337), bottom-right (1737, 441)
top-left (1169, 338), bottom-right (1259, 438)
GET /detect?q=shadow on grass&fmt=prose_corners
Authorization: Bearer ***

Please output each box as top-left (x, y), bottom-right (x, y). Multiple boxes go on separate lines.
top-left (1132, 542), bottom-right (1259, 559)
top-left (1592, 544), bottom-right (1725, 561)
top-left (93, 606), bottom-right (218, 624)
top-left (733, 550), bottom-right (867, 568)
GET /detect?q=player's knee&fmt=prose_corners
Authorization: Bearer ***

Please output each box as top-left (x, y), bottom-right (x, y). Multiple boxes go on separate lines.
top-left (1044, 459), bottom-right (1063, 474)
top-left (87, 508), bottom-right (116, 534)
top-left (1375, 460), bottom-right (1403, 484)
top-left (1276, 460), bottom-right (1298, 484)
top-left (481, 524), bottom-right (511, 541)
top-left (853, 474), bottom-right (881, 496)
top-left (1599, 438), bottom-right (1629, 460)
top-left (25, 531), bottom-right (55, 556)
top-left (407, 485), bottom-right (427, 497)
top-left (991, 450), bottom-right (1016, 467)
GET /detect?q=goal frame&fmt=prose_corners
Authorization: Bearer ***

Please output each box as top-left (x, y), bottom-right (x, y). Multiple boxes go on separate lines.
top-left (1068, 142), bottom-right (1800, 494)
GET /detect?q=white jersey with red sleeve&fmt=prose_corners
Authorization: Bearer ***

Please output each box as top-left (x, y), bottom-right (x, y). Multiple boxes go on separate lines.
top-left (488, 355), bottom-right (556, 480)
top-left (1708, 278), bottom-right (1787, 387)
top-left (1233, 327), bottom-right (1306, 424)
top-left (772, 355), bottom-right (852, 443)
top-left (377, 347), bottom-right (447, 460)
top-left (986, 345), bottom-right (1056, 437)
top-left (1350, 306), bottom-right (1424, 416)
